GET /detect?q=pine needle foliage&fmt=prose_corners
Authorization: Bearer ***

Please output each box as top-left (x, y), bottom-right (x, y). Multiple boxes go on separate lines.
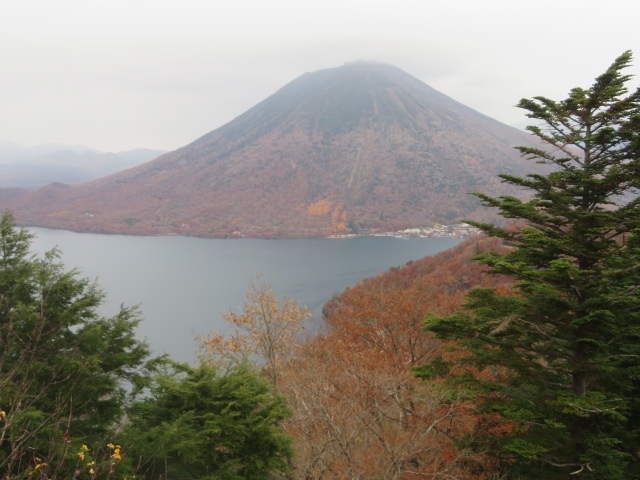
top-left (418, 51), bottom-right (640, 479)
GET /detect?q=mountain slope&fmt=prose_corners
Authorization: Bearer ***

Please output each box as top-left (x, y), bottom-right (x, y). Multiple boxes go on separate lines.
top-left (3, 62), bottom-right (542, 237)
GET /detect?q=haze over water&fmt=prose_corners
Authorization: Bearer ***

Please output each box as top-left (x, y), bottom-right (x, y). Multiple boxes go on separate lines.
top-left (30, 229), bottom-right (460, 363)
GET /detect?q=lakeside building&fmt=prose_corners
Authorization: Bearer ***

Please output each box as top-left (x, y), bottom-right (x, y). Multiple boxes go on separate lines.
top-left (398, 223), bottom-right (482, 238)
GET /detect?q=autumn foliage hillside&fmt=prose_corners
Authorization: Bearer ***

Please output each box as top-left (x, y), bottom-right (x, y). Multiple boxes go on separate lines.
top-left (274, 235), bottom-right (513, 478)
top-left (323, 234), bottom-right (511, 318)
top-left (3, 62), bottom-right (544, 238)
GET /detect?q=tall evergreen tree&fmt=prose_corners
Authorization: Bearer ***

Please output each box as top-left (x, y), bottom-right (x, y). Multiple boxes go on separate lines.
top-left (418, 51), bottom-right (640, 478)
top-left (0, 211), bottom-right (153, 478)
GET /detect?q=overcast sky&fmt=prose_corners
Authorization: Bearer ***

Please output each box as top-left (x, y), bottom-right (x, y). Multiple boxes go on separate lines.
top-left (1, 0), bottom-right (638, 153)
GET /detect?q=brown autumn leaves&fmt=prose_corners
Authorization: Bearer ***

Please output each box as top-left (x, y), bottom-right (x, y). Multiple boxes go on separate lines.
top-left (199, 236), bottom-right (511, 479)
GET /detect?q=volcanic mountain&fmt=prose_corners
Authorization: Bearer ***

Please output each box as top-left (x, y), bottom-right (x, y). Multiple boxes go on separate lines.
top-left (3, 62), bottom-right (542, 238)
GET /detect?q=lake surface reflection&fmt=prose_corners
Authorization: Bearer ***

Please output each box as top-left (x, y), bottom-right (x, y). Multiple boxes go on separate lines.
top-left (30, 229), bottom-right (460, 363)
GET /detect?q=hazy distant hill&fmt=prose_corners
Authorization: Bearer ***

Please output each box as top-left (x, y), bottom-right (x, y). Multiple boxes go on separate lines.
top-left (0, 143), bottom-right (164, 189)
top-left (2, 63), bottom-right (544, 237)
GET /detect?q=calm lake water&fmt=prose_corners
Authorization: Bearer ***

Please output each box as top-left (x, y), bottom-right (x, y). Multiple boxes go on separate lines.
top-left (29, 229), bottom-right (460, 363)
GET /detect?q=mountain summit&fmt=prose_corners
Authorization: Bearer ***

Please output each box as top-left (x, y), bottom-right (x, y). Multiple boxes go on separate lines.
top-left (5, 62), bottom-right (539, 237)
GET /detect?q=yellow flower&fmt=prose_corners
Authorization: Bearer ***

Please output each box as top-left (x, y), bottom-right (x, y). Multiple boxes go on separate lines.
top-left (107, 443), bottom-right (122, 460)
top-left (77, 444), bottom-right (89, 460)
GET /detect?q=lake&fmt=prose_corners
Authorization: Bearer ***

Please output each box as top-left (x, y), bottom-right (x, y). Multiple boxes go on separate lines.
top-left (29, 229), bottom-right (460, 363)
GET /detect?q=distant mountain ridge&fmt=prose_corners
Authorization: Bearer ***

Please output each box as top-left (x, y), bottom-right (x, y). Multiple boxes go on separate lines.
top-left (2, 63), bottom-right (543, 237)
top-left (0, 143), bottom-right (165, 189)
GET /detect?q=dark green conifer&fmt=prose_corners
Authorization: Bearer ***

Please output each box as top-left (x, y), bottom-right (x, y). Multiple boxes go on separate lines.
top-left (122, 361), bottom-right (293, 480)
top-left (0, 211), bottom-right (153, 478)
top-left (418, 51), bottom-right (640, 479)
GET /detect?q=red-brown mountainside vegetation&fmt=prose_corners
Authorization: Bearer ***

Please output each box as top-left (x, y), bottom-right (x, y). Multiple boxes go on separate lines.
top-left (279, 235), bottom-right (513, 478)
top-left (278, 240), bottom-right (502, 478)
top-left (2, 63), bottom-right (544, 238)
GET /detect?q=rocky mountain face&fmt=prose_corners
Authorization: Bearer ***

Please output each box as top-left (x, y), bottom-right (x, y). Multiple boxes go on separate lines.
top-left (2, 62), bottom-right (543, 238)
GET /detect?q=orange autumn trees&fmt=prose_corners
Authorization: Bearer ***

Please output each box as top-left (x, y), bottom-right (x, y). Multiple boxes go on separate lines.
top-left (303, 198), bottom-right (350, 236)
top-left (276, 235), bottom-right (513, 479)
top-left (279, 276), bottom-right (476, 479)
top-left (199, 235), bottom-right (513, 478)
top-left (199, 278), bottom-right (310, 385)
